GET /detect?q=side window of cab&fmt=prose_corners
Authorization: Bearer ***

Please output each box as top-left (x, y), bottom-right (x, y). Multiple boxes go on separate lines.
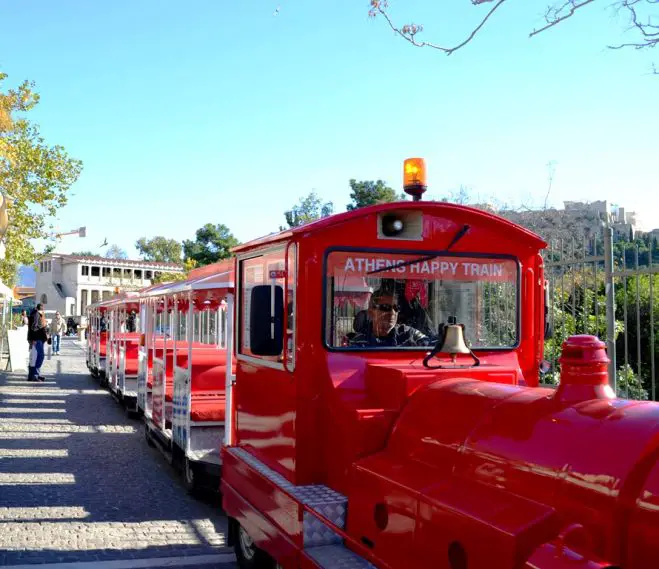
top-left (238, 245), bottom-right (296, 369)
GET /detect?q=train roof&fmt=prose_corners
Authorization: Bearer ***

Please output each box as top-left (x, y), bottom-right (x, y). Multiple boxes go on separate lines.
top-left (232, 201), bottom-right (547, 253)
top-left (139, 260), bottom-right (234, 299)
top-left (85, 261), bottom-right (234, 310)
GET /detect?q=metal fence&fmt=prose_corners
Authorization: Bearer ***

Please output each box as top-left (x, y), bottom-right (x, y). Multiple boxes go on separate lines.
top-left (543, 226), bottom-right (658, 400)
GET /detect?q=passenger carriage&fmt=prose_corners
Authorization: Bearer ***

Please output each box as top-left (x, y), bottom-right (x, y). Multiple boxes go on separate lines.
top-left (139, 281), bottom-right (185, 428)
top-left (104, 292), bottom-right (141, 410)
top-left (136, 282), bottom-right (172, 418)
top-left (85, 304), bottom-right (97, 374)
top-left (142, 261), bottom-right (234, 492)
top-left (86, 302), bottom-right (110, 380)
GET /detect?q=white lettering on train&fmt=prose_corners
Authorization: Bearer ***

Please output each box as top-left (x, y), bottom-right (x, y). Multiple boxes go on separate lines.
top-left (342, 257), bottom-right (505, 279)
top-left (461, 263), bottom-right (504, 277)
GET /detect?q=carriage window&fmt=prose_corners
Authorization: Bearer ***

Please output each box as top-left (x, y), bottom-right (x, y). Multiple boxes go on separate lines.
top-left (239, 247), bottom-right (295, 365)
top-left (325, 250), bottom-right (518, 350)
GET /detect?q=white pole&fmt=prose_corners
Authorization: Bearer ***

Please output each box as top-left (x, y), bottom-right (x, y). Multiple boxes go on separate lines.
top-left (224, 293), bottom-right (235, 447)
top-left (187, 295), bottom-right (193, 369)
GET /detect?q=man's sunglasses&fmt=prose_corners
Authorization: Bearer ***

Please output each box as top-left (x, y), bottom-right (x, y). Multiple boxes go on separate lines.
top-left (372, 303), bottom-right (399, 312)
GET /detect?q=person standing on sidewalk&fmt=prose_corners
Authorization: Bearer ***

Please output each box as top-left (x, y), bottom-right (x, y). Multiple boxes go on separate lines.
top-left (27, 304), bottom-right (49, 382)
top-left (50, 312), bottom-right (66, 355)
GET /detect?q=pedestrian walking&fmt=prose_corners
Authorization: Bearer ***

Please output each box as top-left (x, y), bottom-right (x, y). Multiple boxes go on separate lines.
top-left (50, 312), bottom-right (66, 355)
top-left (20, 310), bottom-right (29, 326)
top-left (27, 304), bottom-right (49, 382)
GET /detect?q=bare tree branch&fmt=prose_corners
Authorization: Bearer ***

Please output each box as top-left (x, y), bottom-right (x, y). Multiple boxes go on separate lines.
top-left (368, 0), bottom-right (509, 55)
top-left (370, 0), bottom-right (658, 60)
top-left (608, 0), bottom-right (659, 49)
top-left (529, 0), bottom-right (598, 37)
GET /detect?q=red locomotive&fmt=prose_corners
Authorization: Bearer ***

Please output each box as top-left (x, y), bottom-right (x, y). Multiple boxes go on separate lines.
top-left (220, 159), bottom-right (659, 569)
top-left (84, 158), bottom-right (658, 568)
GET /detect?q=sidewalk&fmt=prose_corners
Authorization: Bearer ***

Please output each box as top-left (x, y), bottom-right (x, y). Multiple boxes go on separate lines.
top-left (0, 338), bottom-right (235, 568)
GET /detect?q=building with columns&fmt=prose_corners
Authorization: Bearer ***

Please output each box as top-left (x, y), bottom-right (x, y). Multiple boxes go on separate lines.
top-left (35, 254), bottom-right (184, 318)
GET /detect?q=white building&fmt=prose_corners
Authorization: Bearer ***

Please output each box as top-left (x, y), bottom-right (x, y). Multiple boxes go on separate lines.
top-left (35, 254), bottom-right (184, 317)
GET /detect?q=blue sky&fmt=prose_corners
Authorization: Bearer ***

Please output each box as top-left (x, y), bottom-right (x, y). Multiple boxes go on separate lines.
top-left (1, 0), bottom-right (658, 259)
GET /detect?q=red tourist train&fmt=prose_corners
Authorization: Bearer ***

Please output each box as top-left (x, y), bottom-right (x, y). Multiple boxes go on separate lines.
top-left (86, 302), bottom-right (108, 380)
top-left (88, 260), bottom-right (234, 489)
top-left (86, 159), bottom-right (658, 569)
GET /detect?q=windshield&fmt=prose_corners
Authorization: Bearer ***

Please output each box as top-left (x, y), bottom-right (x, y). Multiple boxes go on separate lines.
top-left (325, 250), bottom-right (519, 350)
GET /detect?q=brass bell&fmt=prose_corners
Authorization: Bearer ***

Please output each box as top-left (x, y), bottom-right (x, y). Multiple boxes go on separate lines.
top-left (423, 317), bottom-right (480, 369)
top-left (441, 323), bottom-right (471, 356)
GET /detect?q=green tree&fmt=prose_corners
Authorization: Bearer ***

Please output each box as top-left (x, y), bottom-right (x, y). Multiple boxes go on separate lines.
top-left (71, 250), bottom-right (96, 257)
top-left (105, 244), bottom-right (128, 259)
top-left (151, 258), bottom-right (196, 284)
top-left (542, 276), bottom-right (625, 387)
top-left (135, 236), bottom-right (182, 263)
top-left (615, 273), bottom-right (658, 399)
top-left (346, 179), bottom-right (401, 211)
top-left (0, 73), bottom-right (83, 286)
top-left (282, 191), bottom-right (333, 229)
top-left (183, 223), bottom-right (240, 266)
top-left (616, 363), bottom-right (649, 400)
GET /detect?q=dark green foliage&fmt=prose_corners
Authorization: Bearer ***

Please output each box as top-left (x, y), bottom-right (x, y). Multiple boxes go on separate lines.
top-left (135, 236), bottom-right (182, 263)
top-left (182, 223), bottom-right (240, 266)
top-left (346, 179), bottom-right (400, 210)
top-left (282, 191), bottom-right (333, 229)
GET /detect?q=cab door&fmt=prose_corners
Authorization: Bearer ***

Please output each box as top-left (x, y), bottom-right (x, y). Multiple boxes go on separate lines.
top-left (234, 244), bottom-right (297, 479)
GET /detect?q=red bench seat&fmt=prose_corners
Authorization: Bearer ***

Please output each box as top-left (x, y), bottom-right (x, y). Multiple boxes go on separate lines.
top-left (190, 395), bottom-right (225, 422)
top-left (99, 332), bottom-right (108, 357)
top-left (124, 341), bottom-right (139, 375)
top-left (149, 350), bottom-right (228, 421)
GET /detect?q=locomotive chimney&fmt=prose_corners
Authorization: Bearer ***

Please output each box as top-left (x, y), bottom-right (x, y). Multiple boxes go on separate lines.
top-left (555, 335), bottom-right (615, 404)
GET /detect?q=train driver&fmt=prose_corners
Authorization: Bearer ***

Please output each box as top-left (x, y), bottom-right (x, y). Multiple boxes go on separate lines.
top-left (348, 290), bottom-right (432, 348)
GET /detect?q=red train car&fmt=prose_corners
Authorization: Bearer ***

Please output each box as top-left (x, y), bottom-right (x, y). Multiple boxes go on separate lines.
top-left (142, 261), bottom-right (235, 492)
top-left (105, 292), bottom-right (141, 406)
top-left (220, 160), bottom-right (659, 569)
top-left (86, 301), bottom-right (110, 380)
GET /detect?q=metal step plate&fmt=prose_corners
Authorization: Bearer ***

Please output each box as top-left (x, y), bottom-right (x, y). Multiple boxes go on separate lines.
top-left (229, 447), bottom-right (348, 545)
top-left (306, 545), bottom-right (376, 569)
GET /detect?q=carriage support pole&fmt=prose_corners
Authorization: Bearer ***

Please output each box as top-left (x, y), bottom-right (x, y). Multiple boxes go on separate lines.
top-left (224, 293), bottom-right (235, 447)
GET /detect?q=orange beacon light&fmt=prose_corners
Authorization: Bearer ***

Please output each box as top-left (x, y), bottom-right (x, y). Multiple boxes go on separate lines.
top-left (403, 157), bottom-right (427, 201)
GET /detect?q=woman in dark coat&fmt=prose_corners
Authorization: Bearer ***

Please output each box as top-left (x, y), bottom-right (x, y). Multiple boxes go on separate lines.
top-left (27, 304), bottom-right (49, 382)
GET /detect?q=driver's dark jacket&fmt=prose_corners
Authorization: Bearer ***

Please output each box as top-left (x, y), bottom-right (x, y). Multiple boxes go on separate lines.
top-left (348, 324), bottom-right (432, 347)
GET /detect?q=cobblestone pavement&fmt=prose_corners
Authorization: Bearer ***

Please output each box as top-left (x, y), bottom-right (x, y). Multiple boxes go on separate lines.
top-left (0, 338), bottom-right (236, 568)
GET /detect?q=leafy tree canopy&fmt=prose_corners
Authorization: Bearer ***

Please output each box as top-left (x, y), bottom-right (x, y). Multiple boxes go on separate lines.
top-left (183, 223), bottom-right (240, 266)
top-left (282, 191), bottom-right (334, 229)
top-left (105, 244), bottom-right (128, 259)
top-left (135, 236), bottom-right (182, 263)
top-left (71, 250), bottom-right (96, 257)
top-left (346, 179), bottom-right (402, 211)
top-left (0, 73), bottom-right (83, 286)
top-left (151, 258), bottom-right (196, 284)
